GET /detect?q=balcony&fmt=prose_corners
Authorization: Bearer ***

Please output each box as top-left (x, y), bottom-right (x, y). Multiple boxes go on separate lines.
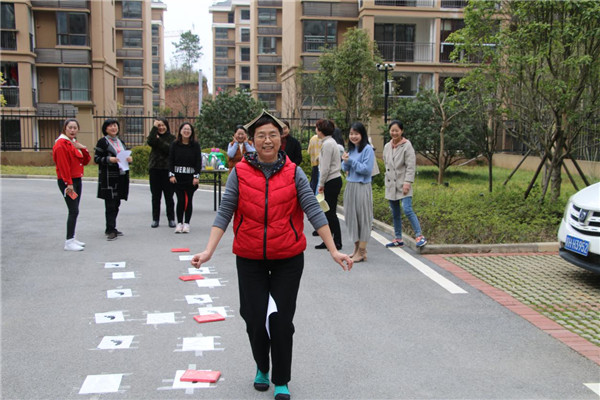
top-left (257, 55), bottom-right (282, 64)
top-left (303, 36), bottom-right (336, 53)
top-left (377, 41), bottom-right (434, 62)
top-left (116, 49), bottom-right (143, 58)
top-left (441, 0), bottom-right (468, 8)
top-left (35, 48), bottom-right (90, 64)
top-left (117, 78), bottom-right (143, 86)
top-left (215, 39), bottom-right (235, 47)
top-left (215, 77), bottom-right (235, 85)
top-left (31, 0), bottom-right (89, 9)
top-left (1, 31), bottom-right (17, 50)
top-left (257, 27), bottom-right (282, 36)
top-left (214, 58), bottom-right (235, 65)
top-left (1, 87), bottom-right (19, 107)
top-left (374, 0), bottom-right (434, 7)
top-left (36, 102), bottom-right (78, 116)
top-left (258, 83), bottom-right (281, 92)
top-left (258, 0), bottom-right (282, 6)
top-left (116, 20), bottom-right (143, 29)
top-left (302, 2), bottom-right (359, 18)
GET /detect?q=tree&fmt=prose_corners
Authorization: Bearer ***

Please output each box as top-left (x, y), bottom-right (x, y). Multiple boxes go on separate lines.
top-left (392, 84), bottom-right (477, 185)
top-left (316, 28), bottom-right (383, 133)
top-left (196, 89), bottom-right (265, 150)
top-left (171, 30), bottom-right (203, 116)
top-left (452, 0), bottom-right (600, 201)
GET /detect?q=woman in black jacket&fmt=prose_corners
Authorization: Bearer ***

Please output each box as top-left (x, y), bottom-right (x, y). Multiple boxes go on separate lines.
top-left (147, 118), bottom-right (175, 228)
top-left (169, 122), bottom-right (202, 233)
top-left (95, 118), bottom-right (132, 241)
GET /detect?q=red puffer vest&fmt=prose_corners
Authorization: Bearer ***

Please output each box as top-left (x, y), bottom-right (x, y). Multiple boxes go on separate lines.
top-left (233, 158), bottom-right (306, 260)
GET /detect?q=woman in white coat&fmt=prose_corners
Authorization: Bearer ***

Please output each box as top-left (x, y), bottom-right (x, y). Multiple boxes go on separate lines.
top-left (382, 120), bottom-right (427, 248)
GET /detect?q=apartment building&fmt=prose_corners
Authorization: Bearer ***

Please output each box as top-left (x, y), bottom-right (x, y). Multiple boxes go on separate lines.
top-left (210, 0), bottom-right (469, 121)
top-left (210, 0), bottom-right (283, 115)
top-left (0, 0), bottom-right (166, 161)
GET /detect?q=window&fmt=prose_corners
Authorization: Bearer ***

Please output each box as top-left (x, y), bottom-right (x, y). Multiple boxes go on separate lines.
top-left (123, 60), bottom-right (142, 76)
top-left (258, 93), bottom-right (276, 110)
top-left (57, 12), bottom-right (88, 46)
top-left (240, 47), bottom-right (250, 61)
top-left (215, 27), bottom-right (229, 39)
top-left (152, 62), bottom-right (159, 75)
top-left (215, 46), bottom-right (228, 58)
top-left (240, 9), bottom-right (250, 21)
top-left (124, 88), bottom-right (143, 105)
top-left (152, 45), bottom-right (158, 56)
top-left (258, 65), bottom-right (277, 82)
top-left (0, 2), bottom-right (16, 50)
top-left (215, 65), bottom-right (228, 77)
top-left (59, 68), bottom-right (90, 101)
top-left (239, 83), bottom-right (250, 92)
top-left (123, 30), bottom-right (142, 48)
top-left (0, 62), bottom-right (18, 106)
top-left (152, 25), bottom-right (159, 37)
top-left (303, 21), bottom-right (336, 52)
top-left (241, 28), bottom-right (250, 42)
top-left (1, 118), bottom-right (21, 150)
top-left (258, 8), bottom-right (277, 26)
top-left (122, 1), bottom-right (142, 18)
top-left (240, 66), bottom-right (250, 81)
top-left (228, 12), bottom-right (234, 23)
top-left (258, 37), bottom-right (276, 54)
top-left (375, 23), bottom-right (416, 62)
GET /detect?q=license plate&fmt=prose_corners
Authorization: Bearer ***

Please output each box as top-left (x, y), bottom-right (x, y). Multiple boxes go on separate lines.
top-left (565, 235), bottom-right (589, 256)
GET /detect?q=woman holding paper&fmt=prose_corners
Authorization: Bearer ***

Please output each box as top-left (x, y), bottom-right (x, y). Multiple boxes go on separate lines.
top-left (94, 118), bottom-right (132, 241)
top-left (341, 122), bottom-right (375, 263)
top-left (191, 110), bottom-right (352, 400)
top-left (53, 118), bottom-right (91, 251)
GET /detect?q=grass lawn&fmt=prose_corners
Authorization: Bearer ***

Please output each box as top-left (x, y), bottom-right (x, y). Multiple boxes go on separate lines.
top-left (2, 162), bottom-right (597, 245)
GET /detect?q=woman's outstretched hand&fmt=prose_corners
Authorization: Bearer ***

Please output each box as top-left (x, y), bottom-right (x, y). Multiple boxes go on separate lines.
top-left (191, 251), bottom-right (211, 269)
top-left (331, 251), bottom-right (353, 271)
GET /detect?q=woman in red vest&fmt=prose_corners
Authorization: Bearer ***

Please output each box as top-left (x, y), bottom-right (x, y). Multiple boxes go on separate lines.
top-left (191, 110), bottom-right (353, 400)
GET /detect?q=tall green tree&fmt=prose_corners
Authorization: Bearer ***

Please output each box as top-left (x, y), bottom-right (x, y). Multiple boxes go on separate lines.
top-left (317, 28), bottom-right (382, 133)
top-left (196, 89), bottom-right (265, 150)
top-left (171, 30), bottom-right (203, 115)
top-left (452, 0), bottom-right (600, 201)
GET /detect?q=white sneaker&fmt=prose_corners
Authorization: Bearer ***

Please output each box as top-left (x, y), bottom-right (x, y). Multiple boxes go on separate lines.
top-left (182, 223), bottom-right (190, 233)
top-left (175, 223), bottom-right (183, 233)
top-left (73, 239), bottom-right (85, 247)
top-left (64, 238), bottom-right (84, 251)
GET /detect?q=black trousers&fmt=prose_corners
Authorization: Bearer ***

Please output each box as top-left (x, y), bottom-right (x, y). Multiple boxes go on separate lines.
top-left (324, 176), bottom-right (342, 247)
top-left (174, 184), bottom-right (196, 224)
top-left (236, 253), bottom-right (304, 385)
top-left (149, 168), bottom-right (174, 221)
top-left (57, 178), bottom-right (82, 240)
top-left (310, 165), bottom-right (319, 195)
top-left (104, 198), bottom-right (121, 234)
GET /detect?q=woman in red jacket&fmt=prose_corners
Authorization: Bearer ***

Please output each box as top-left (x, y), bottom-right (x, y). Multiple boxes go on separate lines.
top-left (52, 118), bottom-right (91, 251)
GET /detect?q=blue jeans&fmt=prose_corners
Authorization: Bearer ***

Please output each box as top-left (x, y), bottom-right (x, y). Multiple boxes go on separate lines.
top-left (389, 197), bottom-right (422, 240)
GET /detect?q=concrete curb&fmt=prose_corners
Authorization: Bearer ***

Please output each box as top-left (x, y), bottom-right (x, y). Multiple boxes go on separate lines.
top-left (3, 175), bottom-right (560, 255)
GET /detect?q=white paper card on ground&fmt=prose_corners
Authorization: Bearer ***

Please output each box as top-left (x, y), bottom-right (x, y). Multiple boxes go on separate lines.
top-left (195, 278), bottom-right (222, 288)
top-left (147, 312), bottom-right (176, 324)
top-left (181, 336), bottom-right (215, 352)
top-left (97, 335), bottom-right (134, 350)
top-left (179, 255), bottom-right (193, 261)
top-left (197, 306), bottom-right (227, 318)
top-left (79, 374), bottom-right (123, 394)
top-left (107, 289), bottom-right (132, 298)
top-left (185, 294), bottom-right (212, 305)
top-left (117, 150), bottom-right (131, 171)
top-left (266, 294), bottom-right (278, 339)
top-left (112, 271), bottom-right (135, 279)
top-left (171, 370), bottom-right (211, 389)
top-left (104, 262), bottom-right (126, 268)
top-left (188, 267), bottom-right (211, 275)
top-left (95, 311), bottom-right (125, 324)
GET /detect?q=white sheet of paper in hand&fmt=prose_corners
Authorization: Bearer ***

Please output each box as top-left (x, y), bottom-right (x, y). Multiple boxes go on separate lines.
top-left (266, 294), bottom-right (278, 339)
top-left (117, 150), bottom-right (131, 171)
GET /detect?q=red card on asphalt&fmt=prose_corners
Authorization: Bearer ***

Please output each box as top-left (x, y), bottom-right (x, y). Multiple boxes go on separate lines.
top-left (194, 313), bottom-right (225, 324)
top-left (171, 248), bottom-right (190, 252)
top-left (180, 369), bottom-right (221, 383)
top-left (179, 274), bottom-right (204, 281)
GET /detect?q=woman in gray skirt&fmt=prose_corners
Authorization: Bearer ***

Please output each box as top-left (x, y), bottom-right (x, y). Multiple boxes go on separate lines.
top-left (341, 121), bottom-right (375, 262)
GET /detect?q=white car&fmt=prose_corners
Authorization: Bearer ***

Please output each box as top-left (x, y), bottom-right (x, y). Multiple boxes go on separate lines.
top-left (557, 182), bottom-right (600, 273)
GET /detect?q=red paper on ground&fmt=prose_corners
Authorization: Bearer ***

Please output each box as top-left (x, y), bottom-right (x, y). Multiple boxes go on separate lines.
top-left (179, 274), bottom-right (205, 281)
top-left (171, 248), bottom-right (190, 252)
top-left (194, 313), bottom-right (225, 324)
top-left (180, 369), bottom-right (221, 383)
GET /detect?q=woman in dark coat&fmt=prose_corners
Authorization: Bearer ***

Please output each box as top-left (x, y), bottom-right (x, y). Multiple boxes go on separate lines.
top-left (95, 118), bottom-right (132, 241)
top-left (147, 118), bottom-right (176, 228)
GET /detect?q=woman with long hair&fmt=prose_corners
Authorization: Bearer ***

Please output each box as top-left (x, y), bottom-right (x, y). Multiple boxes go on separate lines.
top-left (147, 117), bottom-right (176, 228)
top-left (341, 121), bottom-right (375, 262)
top-left (169, 122), bottom-right (202, 233)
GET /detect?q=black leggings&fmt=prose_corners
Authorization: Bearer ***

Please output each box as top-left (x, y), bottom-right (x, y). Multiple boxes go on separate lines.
top-left (323, 176), bottom-right (342, 247)
top-left (57, 178), bottom-right (82, 240)
top-left (174, 184), bottom-right (196, 224)
top-left (149, 168), bottom-right (174, 221)
top-left (236, 253), bottom-right (304, 386)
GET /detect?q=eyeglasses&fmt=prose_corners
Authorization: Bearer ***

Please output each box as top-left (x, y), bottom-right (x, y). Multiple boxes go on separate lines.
top-left (254, 133), bottom-right (280, 141)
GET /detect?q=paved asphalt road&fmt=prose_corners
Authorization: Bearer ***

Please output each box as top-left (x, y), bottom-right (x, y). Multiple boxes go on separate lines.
top-left (1, 177), bottom-right (599, 399)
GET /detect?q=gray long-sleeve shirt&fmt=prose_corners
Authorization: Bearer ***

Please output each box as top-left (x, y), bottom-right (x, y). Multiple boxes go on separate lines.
top-left (213, 164), bottom-right (328, 232)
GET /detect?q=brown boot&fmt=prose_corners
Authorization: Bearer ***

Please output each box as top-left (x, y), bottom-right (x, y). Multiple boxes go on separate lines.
top-left (350, 241), bottom-right (359, 258)
top-left (351, 241), bottom-right (367, 263)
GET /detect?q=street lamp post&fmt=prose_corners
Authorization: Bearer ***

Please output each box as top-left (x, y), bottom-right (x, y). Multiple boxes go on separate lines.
top-left (376, 63), bottom-right (395, 125)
